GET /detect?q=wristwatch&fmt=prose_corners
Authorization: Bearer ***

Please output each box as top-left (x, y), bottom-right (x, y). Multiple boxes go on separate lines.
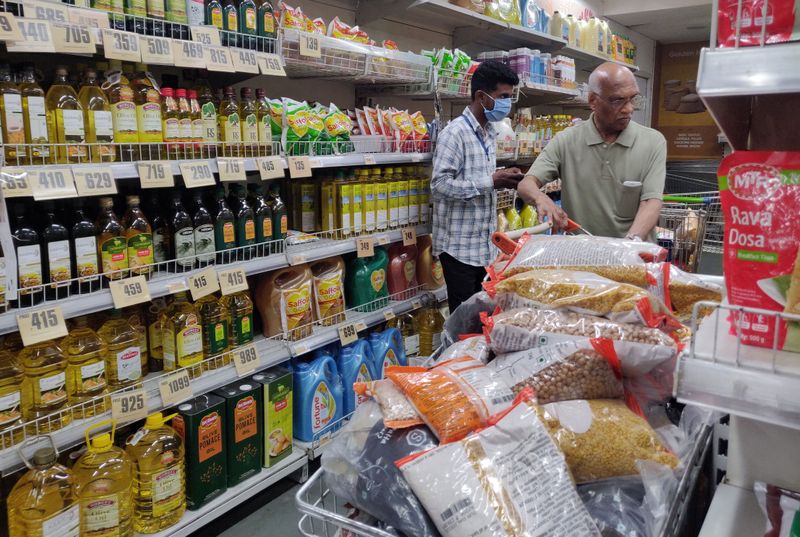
top-left (625, 233), bottom-right (642, 241)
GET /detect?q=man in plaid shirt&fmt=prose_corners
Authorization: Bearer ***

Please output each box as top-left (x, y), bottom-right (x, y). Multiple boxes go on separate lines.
top-left (432, 60), bottom-right (524, 312)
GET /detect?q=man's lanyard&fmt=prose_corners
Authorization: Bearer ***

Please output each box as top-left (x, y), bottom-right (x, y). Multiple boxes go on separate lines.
top-left (460, 115), bottom-right (491, 160)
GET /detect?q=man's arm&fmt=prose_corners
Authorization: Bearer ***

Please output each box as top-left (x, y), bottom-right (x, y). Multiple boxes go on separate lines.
top-left (517, 137), bottom-right (568, 230)
top-left (628, 135), bottom-right (668, 239)
top-left (430, 129), bottom-right (486, 200)
top-left (626, 198), bottom-right (662, 239)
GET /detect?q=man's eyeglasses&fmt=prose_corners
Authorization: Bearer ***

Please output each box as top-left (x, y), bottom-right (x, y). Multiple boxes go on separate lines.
top-left (596, 94), bottom-right (644, 109)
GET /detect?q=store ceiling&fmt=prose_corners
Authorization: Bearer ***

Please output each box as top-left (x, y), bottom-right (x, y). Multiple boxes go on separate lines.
top-left (605, 1), bottom-right (713, 44)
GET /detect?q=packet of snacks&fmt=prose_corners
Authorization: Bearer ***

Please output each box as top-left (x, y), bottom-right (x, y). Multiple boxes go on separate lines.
top-left (328, 16), bottom-right (358, 40)
top-left (306, 17), bottom-right (325, 34)
top-left (324, 103), bottom-right (354, 154)
top-left (389, 110), bottom-right (414, 153)
top-left (281, 98), bottom-right (311, 156)
top-left (411, 111), bottom-right (429, 152)
top-left (355, 108), bottom-right (372, 135)
top-left (279, 2), bottom-right (305, 30)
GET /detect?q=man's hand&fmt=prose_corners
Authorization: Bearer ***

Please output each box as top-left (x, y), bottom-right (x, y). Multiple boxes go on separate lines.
top-left (492, 167), bottom-right (524, 190)
top-left (517, 175), bottom-right (568, 231)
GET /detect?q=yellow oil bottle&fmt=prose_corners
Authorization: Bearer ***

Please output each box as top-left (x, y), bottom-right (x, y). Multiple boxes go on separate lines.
top-left (19, 65), bottom-right (50, 163)
top-left (196, 293), bottom-right (231, 371)
top-left (62, 317), bottom-right (109, 418)
top-left (74, 421), bottom-right (134, 537)
top-left (126, 306), bottom-right (150, 376)
top-left (415, 302), bottom-right (445, 357)
top-left (362, 168), bottom-right (376, 233)
top-left (126, 412), bottom-right (186, 533)
top-left (98, 309), bottom-right (143, 390)
top-left (334, 171), bottom-right (351, 239)
top-left (7, 445), bottom-right (80, 537)
top-left (146, 298), bottom-right (167, 373)
top-left (373, 167), bottom-right (388, 231)
top-left (78, 68), bottom-right (115, 162)
top-left (220, 291), bottom-right (254, 348)
top-left (397, 167), bottom-right (410, 227)
top-left (46, 66), bottom-right (89, 163)
top-left (407, 166), bottom-right (420, 225)
top-left (161, 292), bottom-right (204, 379)
top-left (386, 167), bottom-right (400, 229)
top-left (0, 349), bottom-right (24, 442)
top-left (320, 177), bottom-right (336, 235)
top-left (386, 312), bottom-right (420, 360)
top-left (350, 170), bottom-right (363, 235)
top-left (20, 341), bottom-right (71, 432)
top-left (418, 165), bottom-right (431, 224)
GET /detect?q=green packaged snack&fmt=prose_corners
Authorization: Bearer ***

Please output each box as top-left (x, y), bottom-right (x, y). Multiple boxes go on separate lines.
top-left (307, 105), bottom-right (330, 156)
top-left (268, 98), bottom-right (283, 140)
top-left (281, 98), bottom-right (311, 156)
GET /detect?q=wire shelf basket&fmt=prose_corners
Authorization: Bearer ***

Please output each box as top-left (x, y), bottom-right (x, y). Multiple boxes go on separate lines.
top-left (496, 188), bottom-right (517, 211)
top-left (280, 29), bottom-right (367, 78)
top-left (658, 204), bottom-right (709, 273)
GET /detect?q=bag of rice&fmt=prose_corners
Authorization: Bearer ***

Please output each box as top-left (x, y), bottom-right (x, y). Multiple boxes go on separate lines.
top-left (396, 396), bottom-right (600, 537)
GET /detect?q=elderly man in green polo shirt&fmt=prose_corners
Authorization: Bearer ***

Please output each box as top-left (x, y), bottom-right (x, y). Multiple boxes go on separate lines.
top-left (518, 62), bottom-right (666, 241)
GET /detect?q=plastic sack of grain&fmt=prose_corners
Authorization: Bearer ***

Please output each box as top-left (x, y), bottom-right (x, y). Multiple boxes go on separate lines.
top-left (396, 396), bottom-right (600, 537)
top-left (354, 379), bottom-right (424, 428)
top-left (646, 263), bottom-right (723, 321)
top-left (433, 335), bottom-right (491, 365)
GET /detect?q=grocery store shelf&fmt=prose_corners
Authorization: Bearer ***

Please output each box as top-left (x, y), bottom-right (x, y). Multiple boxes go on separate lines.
top-left (562, 45), bottom-right (639, 72)
top-left (518, 80), bottom-right (580, 104)
top-left (697, 484), bottom-right (765, 537)
top-left (140, 449), bottom-right (308, 537)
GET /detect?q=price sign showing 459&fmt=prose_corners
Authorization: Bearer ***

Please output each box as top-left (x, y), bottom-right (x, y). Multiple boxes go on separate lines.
top-left (110, 275), bottom-right (151, 308)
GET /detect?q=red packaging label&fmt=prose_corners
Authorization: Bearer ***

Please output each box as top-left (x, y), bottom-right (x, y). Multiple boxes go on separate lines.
top-left (717, 0), bottom-right (800, 47)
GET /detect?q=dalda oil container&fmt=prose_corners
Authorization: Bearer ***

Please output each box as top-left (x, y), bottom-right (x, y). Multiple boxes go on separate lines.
top-left (214, 382), bottom-right (262, 486)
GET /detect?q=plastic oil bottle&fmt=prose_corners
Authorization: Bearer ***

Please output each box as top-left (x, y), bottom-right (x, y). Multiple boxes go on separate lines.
top-left (162, 292), bottom-right (204, 379)
top-left (0, 349), bottom-right (24, 441)
top-left (7, 445), bottom-right (80, 537)
top-left (146, 298), bottom-right (168, 372)
top-left (0, 64), bottom-right (26, 164)
top-left (373, 167), bottom-right (388, 231)
top-left (74, 421), bottom-right (134, 537)
top-left (220, 291), bottom-right (254, 348)
top-left (19, 64), bottom-right (51, 163)
top-left (105, 62), bottom-right (138, 162)
top-left (46, 66), bottom-right (88, 163)
top-left (62, 317), bottom-right (109, 418)
top-left (123, 195), bottom-right (155, 279)
top-left (126, 412), bottom-right (186, 533)
top-left (131, 66), bottom-right (163, 159)
top-left (416, 301), bottom-right (445, 357)
top-left (78, 68), bottom-right (115, 162)
top-left (20, 341), bottom-right (71, 432)
top-left (98, 309), bottom-right (143, 390)
top-left (196, 293), bottom-right (231, 371)
top-left (97, 196), bottom-right (129, 283)
top-left (386, 313), bottom-right (420, 361)
top-left (126, 306), bottom-right (150, 376)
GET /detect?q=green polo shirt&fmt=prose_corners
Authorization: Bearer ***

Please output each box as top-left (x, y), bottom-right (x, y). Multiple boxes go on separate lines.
top-left (529, 115), bottom-right (667, 238)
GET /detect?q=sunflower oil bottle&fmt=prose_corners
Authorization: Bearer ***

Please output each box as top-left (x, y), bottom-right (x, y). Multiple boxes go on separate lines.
top-left (386, 312), bottom-right (420, 360)
top-left (19, 64), bottom-right (51, 163)
top-left (78, 68), bottom-right (115, 162)
top-left (98, 309), bottom-right (143, 390)
top-left (46, 66), bottom-right (89, 163)
top-left (196, 293), bottom-right (231, 371)
top-left (7, 445), bottom-right (80, 537)
top-left (62, 317), bottom-right (108, 418)
top-left (162, 292), bottom-right (204, 379)
top-left (397, 167), bottom-right (410, 227)
top-left (0, 349), bottom-right (24, 441)
top-left (0, 64), bottom-right (26, 163)
top-left (126, 412), bottom-right (185, 533)
top-left (20, 341), bottom-right (70, 432)
top-left (220, 291), bottom-right (253, 348)
top-left (146, 298), bottom-right (168, 372)
top-left (415, 302), bottom-right (445, 357)
top-left (126, 306), bottom-right (150, 376)
top-left (407, 166), bottom-right (420, 225)
top-left (74, 421), bottom-right (134, 537)
top-left (373, 167), bottom-right (388, 231)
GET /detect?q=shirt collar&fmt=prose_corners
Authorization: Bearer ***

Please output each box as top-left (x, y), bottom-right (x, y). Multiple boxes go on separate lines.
top-left (462, 106), bottom-right (496, 140)
top-left (585, 112), bottom-right (636, 148)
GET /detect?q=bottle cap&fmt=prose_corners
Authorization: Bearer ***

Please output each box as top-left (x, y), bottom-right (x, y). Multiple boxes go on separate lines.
top-left (161, 87), bottom-right (174, 97)
top-left (90, 433), bottom-right (113, 452)
top-left (33, 447), bottom-right (56, 466)
top-left (144, 411), bottom-right (177, 429)
top-left (175, 88), bottom-right (187, 98)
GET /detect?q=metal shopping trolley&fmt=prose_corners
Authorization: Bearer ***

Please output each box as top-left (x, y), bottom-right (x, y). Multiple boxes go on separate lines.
top-left (659, 193), bottom-right (718, 273)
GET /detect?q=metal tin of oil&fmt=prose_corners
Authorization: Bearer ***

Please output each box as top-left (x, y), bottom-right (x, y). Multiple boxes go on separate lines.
top-left (213, 381), bottom-right (262, 486)
top-left (250, 366), bottom-right (292, 468)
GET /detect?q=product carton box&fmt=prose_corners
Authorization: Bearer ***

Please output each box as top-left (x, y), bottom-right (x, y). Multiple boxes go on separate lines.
top-left (214, 381), bottom-right (263, 486)
top-left (250, 367), bottom-right (293, 467)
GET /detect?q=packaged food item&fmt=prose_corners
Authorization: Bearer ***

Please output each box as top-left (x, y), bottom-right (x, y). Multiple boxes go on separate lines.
top-left (387, 242), bottom-right (418, 300)
top-left (410, 111), bottom-right (429, 152)
top-left (718, 151), bottom-right (800, 351)
top-left (435, 335), bottom-right (491, 365)
top-left (279, 2), bottom-right (305, 30)
top-left (213, 381), bottom-right (263, 486)
top-left (355, 108), bottom-right (372, 136)
top-left (293, 353), bottom-right (343, 442)
top-left (536, 399), bottom-right (679, 483)
top-left (449, 0), bottom-right (485, 13)
top-left (268, 98), bottom-right (283, 141)
top-left (307, 105), bottom-right (329, 156)
top-left (325, 104), bottom-right (354, 153)
top-left (352, 26), bottom-right (370, 44)
top-left (385, 356), bottom-right (515, 442)
top-left (255, 265), bottom-right (314, 340)
top-left (754, 481), bottom-right (800, 537)
top-left (648, 263), bottom-right (723, 320)
top-left (717, 0), bottom-right (800, 47)
top-left (363, 106), bottom-right (385, 136)
top-left (249, 368), bottom-right (293, 468)
top-left (307, 16), bottom-right (325, 34)
top-left (484, 0), bottom-right (521, 24)
top-left (322, 401), bottom-right (439, 537)
top-left (397, 396), bottom-right (600, 537)
top-left (488, 339), bottom-right (623, 404)
top-left (327, 16), bottom-right (358, 40)
top-left (281, 98), bottom-right (311, 156)
top-left (310, 257), bottom-right (345, 326)
top-left (388, 110), bottom-right (414, 153)
top-left (353, 379), bottom-right (423, 428)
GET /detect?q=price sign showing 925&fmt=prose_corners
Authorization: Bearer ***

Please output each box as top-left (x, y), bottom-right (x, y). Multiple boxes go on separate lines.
top-left (111, 389), bottom-right (148, 423)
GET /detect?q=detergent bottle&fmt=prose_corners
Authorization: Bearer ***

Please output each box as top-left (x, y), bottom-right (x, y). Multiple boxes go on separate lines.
top-left (368, 328), bottom-right (407, 379)
top-left (387, 242), bottom-right (418, 301)
top-left (345, 246), bottom-right (388, 312)
top-left (293, 353), bottom-right (343, 442)
top-left (337, 341), bottom-right (376, 415)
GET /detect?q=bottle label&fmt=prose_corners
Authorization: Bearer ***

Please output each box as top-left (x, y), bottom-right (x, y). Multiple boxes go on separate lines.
top-left (0, 390), bottom-right (21, 426)
top-left (2, 93), bottom-right (24, 145)
top-left (194, 223), bottom-right (215, 262)
top-left (166, 0), bottom-right (187, 23)
top-left (162, 330), bottom-right (175, 370)
top-left (58, 109), bottom-right (86, 143)
top-left (355, 363), bottom-right (371, 406)
top-left (405, 334), bottom-right (420, 356)
top-left (80, 360), bottom-right (107, 392)
top-left (262, 218), bottom-right (272, 240)
top-left (174, 227), bottom-right (195, 267)
top-left (313, 273), bottom-right (343, 321)
top-left (244, 6), bottom-right (256, 31)
top-left (100, 236), bottom-right (128, 275)
top-left (210, 7), bottom-right (223, 28)
top-left (179, 117), bottom-right (192, 140)
top-left (17, 244), bottom-right (42, 292)
top-left (116, 346), bottom-right (142, 381)
top-left (226, 9), bottom-right (237, 30)
top-left (280, 215), bottom-right (287, 234)
top-left (312, 381), bottom-right (334, 433)
top-left (233, 312), bottom-right (253, 345)
top-left (243, 113), bottom-right (258, 142)
top-left (151, 466), bottom-right (183, 517)
top-left (82, 494), bottom-right (119, 536)
top-left (258, 114), bottom-right (269, 142)
top-left (137, 102), bottom-right (163, 141)
top-left (25, 95), bottom-right (49, 143)
top-left (370, 268), bottom-right (385, 293)
top-left (234, 395), bottom-right (258, 442)
top-left (47, 240), bottom-right (72, 288)
top-left (188, 0), bottom-right (204, 25)
top-left (222, 113), bottom-right (242, 143)
top-left (147, 0), bottom-right (165, 18)
top-left (263, 12), bottom-right (274, 33)
top-left (222, 221), bottom-right (235, 245)
top-left (191, 118), bottom-right (204, 141)
top-left (126, 0), bottom-right (146, 16)
top-left (42, 503), bottom-right (79, 537)
top-left (127, 232), bottom-right (154, 270)
top-left (205, 319), bottom-right (228, 354)
top-left (152, 230), bottom-right (167, 263)
top-left (38, 371), bottom-right (67, 406)
top-left (92, 110), bottom-right (114, 140)
top-left (198, 412), bottom-right (223, 462)
top-left (163, 117), bottom-right (180, 141)
top-left (201, 101), bottom-right (217, 141)
top-left (432, 331), bottom-right (442, 350)
top-left (244, 219), bottom-right (255, 241)
top-left (177, 324), bottom-right (202, 366)
top-left (279, 283), bottom-right (311, 334)
top-left (74, 236), bottom-right (100, 283)
top-left (112, 101), bottom-right (138, 141)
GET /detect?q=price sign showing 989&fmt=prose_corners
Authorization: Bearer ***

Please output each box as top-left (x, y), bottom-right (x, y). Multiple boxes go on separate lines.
top-left (233, 343), bottom-right (260, 376)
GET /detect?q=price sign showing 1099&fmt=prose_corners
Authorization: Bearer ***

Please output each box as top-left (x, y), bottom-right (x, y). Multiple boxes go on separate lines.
top-left (159, 369), bottom-right (193, 406)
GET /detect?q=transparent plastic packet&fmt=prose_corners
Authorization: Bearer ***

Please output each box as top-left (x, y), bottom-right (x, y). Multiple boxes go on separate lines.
top-left (433, 335), bottom-right (491, 365)
top-left (577, 477), bottom-right (648, 537)
top-left (442, 291), bottom-right (497, 348)
top-left (321, 401), bottom-right (440, 537)
top-left (646, 263), bottom-right (723, 321)
top-left (353, 379), bottom-right (424, 429)
top-left (396, 395), bottom-right (600, 537)
top-left (754, 481), bottom-right (800, 537)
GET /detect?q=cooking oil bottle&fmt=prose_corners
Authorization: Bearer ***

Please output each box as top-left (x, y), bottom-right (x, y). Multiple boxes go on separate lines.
top-left (46, 66), bottom-right (89, 163)
top-left (97, 196), bottom-right (129, 283)
top-left (415, 301), bottom-right (445, 357)
top-left (123, 195), bottom-right (154, 279)
top-left (98, 309), bottom-right (143, 390)
top-left (7, 444), bottom-right (80, 537)
top-left (126, 306), bottom-right (150, 376)
top-left (196, 293), bottom-right (231, 371)
top-left (104, 62), bottom-right (138, 161)
top-left (19, 64), bottom-right (51, 163)
top-left (0, 63), bottom-right (26, 164)
top-left (20, 341), bottom-right (71, 432)
top-left (146, 298), bottom-right (167, 372)
top-left (78, 68), bottom-right (115, 162)
top-left (220, 291), bottom-right (253, 348)
top-left (161, 87), bottom-right (181, 160)
top-left (386, 312), bottom-right (420, 360)
top-left (131, 65), bottom-right (163, 159)
top-left (126, 412), bottom-right (185, 533)
top-left (74, 421), bottom-right (134, 537)
top-left (373, 167), bottom-right (388, 231)
top-left (162, 292), bottom-right (204, 379)
top-left (0, 349), bottom-right (24, 441)
top-left (218, 85), bottom-right (241, 157)
top-left (62, 317), bottom-right (108, 418)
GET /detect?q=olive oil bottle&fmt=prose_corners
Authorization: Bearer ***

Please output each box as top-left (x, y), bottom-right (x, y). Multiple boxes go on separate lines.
top-left (188, 89), bottom-right (204, 157)
top-left (233, 187), bottom-right (255, 259)
top-left (218, 86), bottom-right (241, 157)
top-left (78, 68), bottom-right (115, 162)
top-left (98, 309), bottom-right (143, 390)
top-left (19, 341), bottom-right (70, 432)
top-left (239, 87), bottom-right (258, 157)
top-left (71, 199), bottom-right (101, 294)
top-left (248, 184), bottom-right (273, 248)
top-left (162, 292), bottom-right (204, 378)
top-left (97, 197), bottom-right (129, 282)
top-left (106, 64), bottom-right (138, 161)
top-left (214, 187), bottom-right (236, 264)
top-left (126, 306), bottom-right (150, 376)
top-left (11, 203), bottom-right (43, 307)
top-left (19, 65), bottom-right (50, 163)
top-left (42, 202), bottom-right (73, 300)
top-left (123, 195), bottom-right (154, 278)
top-left (147, 298), bottom-right (168, 372)
top-left (62, 316), bottom-right (108, 418)
top-left (170, 193), bottom-right (196, 272)
top-left (161, 87), bottom-right (181, 160)
top-left (191, 191), bottom-right (215, 267)
top-left (195, 79), bottom-right (217, 151)
top-left (220, 291), bottom-right (254, 347)
top-left (196, 293), bottom-right (230, 371)
top-left (267, 184), bottom-right (287, 241)
top-left (0, 64), bottom-right (26, 163)
top-left (131, 66), bottom-right (163, 159)
top-left (46, 66), bottom-right (89, 163)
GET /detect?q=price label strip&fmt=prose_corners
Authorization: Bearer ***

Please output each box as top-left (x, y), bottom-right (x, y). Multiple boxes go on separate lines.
top-left (338, 323), bottom-right (358, 346)
top-left (0, 12), bottom-right (23, 41)
top-left (102, 28), bottom-right (141, 61)
top-left (218, 267), bottom-right (248, 295)
top-left (31, 168), bottom-right (78, 200)
top-left (299, 33), bottom-right (321, 58)
top-left (139, 35), bottom-right (173, 65)
top-left (68, 6), bottom-right (109, 30)
top-left (52, 23), bottom-right (95, 54)
top-left (383, 310), bottom-right (396, 321)
top-left (187, 266), bottom-right (219, 301)
top-left (402, 226), bottom-right (417, 247)
top-left (287, 156), bottom-right (312, 179)
top-left (258, 53), bottom-right (286, 76)
top-left (179, 161), bottom-right (215, 188)
top-left (73, 167), bottom-right (117, 196)
top-left (257, 156), bottom-right (284, 180)
top-left (23, 0), bottom-right (69, 23)
top-left (111, 389), bottom-right (148, 423)
top-left (356, 237), bottom-right (374, 258)
top-left (355, 321), bottom-right (367, 332)
top-left (231, 48), bottom-right (259, 73)
top-left (7, 19), bottom-right (55, 52)
top-left (159, 369), bottom-right (193, 406)
top-left (217, 158), bottom-right (245, 182)
top-left (0, 167), bottom-right (32, 197)
top-left (138, 161), bottom-right (174, 188)
top-left (190, 25), bottom-right (221, 46)
top-left (363, 154), bottom-right (376, 165)
top-left (109, 275), bottom-right (151, 308)
top-left (173, 40), bottom-right (205, 68)
top-left (204, 45), bottom-right (234, 73)
top-left (233, 343), bottom-right (260, 376)
top-left (17, 306), bottom-right (68, 346)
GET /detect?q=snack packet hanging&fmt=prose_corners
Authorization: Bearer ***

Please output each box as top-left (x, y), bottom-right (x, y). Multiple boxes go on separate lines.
top-left (281, 98), bottom-right (311, 156)
top-left (307, 104), bottom-right (330, 156)
top-left (279, 2), bottom-right (305, 30)
top-left (353, 379), bottom-right (424, 428)
top-left (268, 98), bottom-right (284, 141)
top-left (328, 16), bottom-right (358, 40)
top-left (355, 108), bottom-right (372, 135)
top-left (352, 26), bottom-right (370, 44)
top-left (411, 111), bottom-right (430, 152)
top-left (325, 103), bottom-right (354, 154)
top-left (364, 106), bottom-right (384, 136)
top-left (307, 16), bottom-right (325, 34)
top-left (389, 110), bottom-right (414, 153)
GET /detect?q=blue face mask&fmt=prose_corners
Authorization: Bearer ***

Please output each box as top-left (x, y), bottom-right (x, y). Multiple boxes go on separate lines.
top-left (481, 91), bottom-right (512, 122)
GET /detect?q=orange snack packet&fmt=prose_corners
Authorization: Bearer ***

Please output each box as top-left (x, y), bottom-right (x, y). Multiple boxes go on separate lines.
top-left (279, 2), bottom-right (305, 30)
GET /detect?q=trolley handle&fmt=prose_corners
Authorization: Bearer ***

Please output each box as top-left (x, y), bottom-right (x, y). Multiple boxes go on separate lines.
top-left (663, 194), bottom-right (714, 205)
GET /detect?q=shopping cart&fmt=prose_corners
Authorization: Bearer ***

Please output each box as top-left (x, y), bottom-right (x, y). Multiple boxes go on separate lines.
top-left (659, 194), bottom-right (717, 272)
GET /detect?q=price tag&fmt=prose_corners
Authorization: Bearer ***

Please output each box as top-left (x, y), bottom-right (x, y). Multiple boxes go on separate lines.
top-left (363, 154), bottom-right (376, 165)
top-left (159, 369), bottom-right (193, 406)
top-left (111, 389), bottom-right (148, 423)
top-left (17, 306), bottom-right (68, 346)
top-left (139, 35), bottom-right (173, 65)
top-left (257, 156), bottom-right (284, 180)
top-left (68, 6), bottom-right (109, 30)
top-left (233, 343), bottom-right (260, 376)
top-left (402, 226), bottom-right (417, 246)
top-left (138, 161), bottom-right (174, 188)
top-left (167, 281), bottom-right (189, 293)
top-left (102, 28), bottom-right (141, 61)
top-left (191, 25), bottom-right (221, 46)
top-left (258, 53), bottom-right (286, 76)
top-left (109, 275), bottom-right (151, 308)
top-left (52, 24), bottom-right (95, 54)
top-left (7, 19), bottom-right (55, 52)
top-left (376, 235), bottom-right (389, 246)
top-left (355, 321), bottom-right (367, 332)
top-left (0, 167), bottom-right (32, 197)
top-left (383, 310), bottom-right (396, 321)
top-left (0, 12), bottom-right (24, 41)
top-left (299, 33), bottom-right (321, 58)
top-left (218, 267), bottom-right (248, 295)
top-left (179, 161), bottom-right (215, 188)
top-left (292, 343), bottom-right (309, 356)
top-left (204, 45), bottom-right (234, 72)
top-left (173, 39), bottom-right (205, 68)
top-left (338, 323), bottom-right (358, 346)
top-left (217, 158), bottom-right (245, 182)
top-left (412, 299), bottom-right (422, 309)
top-left (23, 0), bottom-right (69, 23)
top-left (31, 168), bottom-right (77, 200)
top-left (231, 47), bottom-right (259, 73)
top-left (187, 266), bottom-right (219, 301)
top-left (356, 237), bottom-right (374, 258)
top-left (73, 167), bottom-right (117, 196)
top-left (287, 156), bottom-right (312, 178)
top-left (289, 254), bottom-right (306, 266)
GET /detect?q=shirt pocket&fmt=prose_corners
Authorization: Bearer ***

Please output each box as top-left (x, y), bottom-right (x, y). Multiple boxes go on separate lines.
top-left (613, 180), bottom-right (643, 220)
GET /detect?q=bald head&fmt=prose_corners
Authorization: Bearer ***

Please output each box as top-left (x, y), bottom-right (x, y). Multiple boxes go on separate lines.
top-left (587, 63), bottom-right (639, 136)
top-left (588, 62), bottom-right (637, 96)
